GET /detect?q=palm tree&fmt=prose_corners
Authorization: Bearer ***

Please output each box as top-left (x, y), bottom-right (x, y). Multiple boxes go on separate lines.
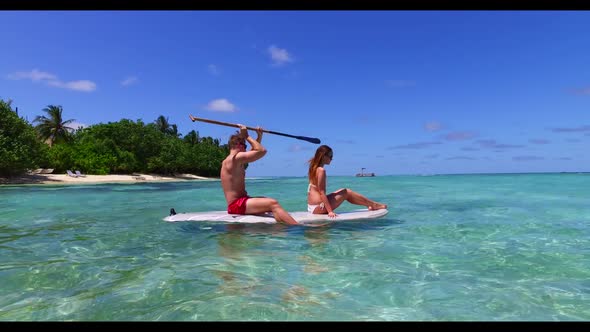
top-left (155, 115), bottom-right (171, 134)
top-left (183, 130), bottom-right (200, 145)
top-left (33, 105), bottom-right (76, 147)
top-left (171, 124), bottom-right (181, 138)
top-left (154, 115), bottom-right (181, 137)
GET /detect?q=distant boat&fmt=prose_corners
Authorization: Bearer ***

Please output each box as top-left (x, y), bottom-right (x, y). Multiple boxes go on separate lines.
top-left (355, 168), bottom-right (375, 177)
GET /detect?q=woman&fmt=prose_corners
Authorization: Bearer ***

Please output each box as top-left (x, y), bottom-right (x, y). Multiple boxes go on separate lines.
top-left (307, 145), bottom-right (387, 218)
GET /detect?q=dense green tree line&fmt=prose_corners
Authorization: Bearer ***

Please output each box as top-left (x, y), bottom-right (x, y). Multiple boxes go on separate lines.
top-left (0, 99), bottom-right (229, 177)
top-left (0, 100), bottom-right (49, 176)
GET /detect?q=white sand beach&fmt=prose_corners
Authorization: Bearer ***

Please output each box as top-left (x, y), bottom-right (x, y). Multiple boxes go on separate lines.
top-left (0, 173), bottom-right (217, 185)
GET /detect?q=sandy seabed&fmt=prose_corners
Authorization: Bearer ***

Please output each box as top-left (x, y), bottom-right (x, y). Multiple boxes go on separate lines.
top-left (0, 173), bottom-right (217, 185)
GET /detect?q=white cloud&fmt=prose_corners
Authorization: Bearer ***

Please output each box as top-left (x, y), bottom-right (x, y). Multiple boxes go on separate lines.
top-left (513, 156), bottom-right (544, 161)
top-left (571, 87), bottom-right (590, 95)
top-left (529, 139), bottom-right (550, 144)
top-left (7, 69), bottom-right (96, 92)
top-left (7, 69), bottom-right (57, 81)
top-left (121, 76), bottom-right (138, 86)
top-left (443, 131), bottom-right (476, 141)
top-left (205, 98), bottom-right (237, 112)
top-left (268, 45), bottom-right (293, 66)
top-left (288, 144), bottom-right (312, 152)
top-left (47, 80), bottom-right (96, 92)
top-left (424, 121), bottom-right (442, 132)
top-left (208, 64), bottom-right (220, 76)
top-left (476, 139), bottom-right (524, 150)
top-left (390, 141), bottom-right (442, 149)
top-left (446, 156), bottom-right (477, 160)
top-left (550, 125), bottom-right (590, 132)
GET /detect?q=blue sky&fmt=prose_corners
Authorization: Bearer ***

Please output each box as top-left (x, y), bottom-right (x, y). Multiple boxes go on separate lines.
top-left (2, 11), bottom-right (589, 177)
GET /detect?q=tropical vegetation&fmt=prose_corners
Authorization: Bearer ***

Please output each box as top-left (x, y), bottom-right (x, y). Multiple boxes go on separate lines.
top-left (0, 100), bottom-right (49, 176)
top-left (0, 98), bottom-right (229, 178)
top-left (33, 105), bottom-right (76, 147)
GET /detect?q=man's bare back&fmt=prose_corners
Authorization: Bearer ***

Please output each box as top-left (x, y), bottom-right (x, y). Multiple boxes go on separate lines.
top-left (220, 153), bottom-right (247, 205)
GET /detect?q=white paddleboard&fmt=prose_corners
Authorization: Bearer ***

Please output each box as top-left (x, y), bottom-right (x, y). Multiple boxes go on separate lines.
top-left (164, 208), bottom-right (388, 225)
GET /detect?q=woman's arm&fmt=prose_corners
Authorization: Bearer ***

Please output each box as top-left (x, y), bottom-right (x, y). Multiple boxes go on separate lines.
top-left (316, 167), bottom-right (336, 217)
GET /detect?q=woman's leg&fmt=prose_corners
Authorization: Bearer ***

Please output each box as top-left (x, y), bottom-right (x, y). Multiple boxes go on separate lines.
top-left (312, 188), bottom-right (347, 214)
top-left (326, 188), bottom-right (387, 211)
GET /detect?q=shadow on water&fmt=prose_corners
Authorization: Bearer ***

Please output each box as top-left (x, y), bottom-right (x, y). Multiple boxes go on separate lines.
top-left (176, 216), bottom-right (406, 306)
top-left (330, 217), bottom-right (404, 231)
top-left (178, 222), bottom-right (289, 235)
top-left (177, 217), bottom-right (404, 235)
top-left (287, 217), bottom-right (405, 235)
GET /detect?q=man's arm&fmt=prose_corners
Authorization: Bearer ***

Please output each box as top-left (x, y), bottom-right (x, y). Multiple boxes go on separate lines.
top-left (248, 126), bottom-right (265, 152)
top-left (237, 125), bottom-right (267, 163)
top-left (255, 126), bottom-right (263, 143)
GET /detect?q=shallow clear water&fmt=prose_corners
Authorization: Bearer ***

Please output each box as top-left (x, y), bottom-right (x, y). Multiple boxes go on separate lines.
top-left (1, 174), bottom-right (589, 321)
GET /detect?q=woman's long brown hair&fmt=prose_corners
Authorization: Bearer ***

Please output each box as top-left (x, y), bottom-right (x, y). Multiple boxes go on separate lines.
top-left (308, 145), bottom-right (332, 186)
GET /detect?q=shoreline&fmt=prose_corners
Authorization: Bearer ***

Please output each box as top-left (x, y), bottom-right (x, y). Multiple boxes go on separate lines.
top-left (0, 173), bottom-right (218, 186)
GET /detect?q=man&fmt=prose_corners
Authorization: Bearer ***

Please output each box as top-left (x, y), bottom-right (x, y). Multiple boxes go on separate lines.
top-left (219, 123), bottom-right (299, 225)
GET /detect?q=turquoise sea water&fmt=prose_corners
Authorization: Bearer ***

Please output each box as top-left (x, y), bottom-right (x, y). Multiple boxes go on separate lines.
top-left (1, 174), bottom-right (589, 321)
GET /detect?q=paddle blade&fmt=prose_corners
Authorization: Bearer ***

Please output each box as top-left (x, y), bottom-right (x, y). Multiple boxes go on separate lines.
top-left (298, 136), bottom-right (321, 144)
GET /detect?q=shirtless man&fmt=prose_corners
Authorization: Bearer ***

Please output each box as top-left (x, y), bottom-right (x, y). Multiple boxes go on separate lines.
top-left (220, 124), bottom-right (299, 225)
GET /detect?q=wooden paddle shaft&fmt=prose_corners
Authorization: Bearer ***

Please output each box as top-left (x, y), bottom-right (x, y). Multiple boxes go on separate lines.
top-left (190, 115), bottom-right (267, 133)
top-left (189, 114), bottom-right (321, 144)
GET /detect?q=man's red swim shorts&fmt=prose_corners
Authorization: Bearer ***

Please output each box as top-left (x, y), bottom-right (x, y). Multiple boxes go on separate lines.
top-left (227, 196), bottom-right (250, 215)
